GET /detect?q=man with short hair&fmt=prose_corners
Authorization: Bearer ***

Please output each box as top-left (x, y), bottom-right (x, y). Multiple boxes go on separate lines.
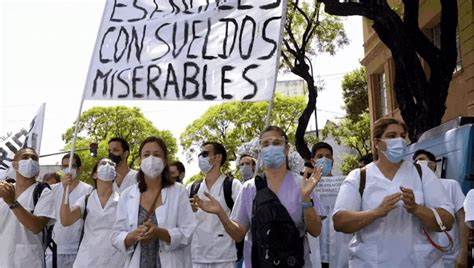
top-left (0, 148), bottom-right (55, 267)
top-left (43, 173), bottom-right (60, 185)
top-left (358, 153), bottom-right (373, 168)
top-left (46, 153), bottom-right (93, 268)
top-left (169, 160), bottom-right (186, 183)
top-left (188, 141), bottom-right (243, 268)
top-left (413, 149), bottom-right (468, 268)
top-left (108, 137), bottom-right (138, 192)
top-left (238, 154), bottom-right (256, 181)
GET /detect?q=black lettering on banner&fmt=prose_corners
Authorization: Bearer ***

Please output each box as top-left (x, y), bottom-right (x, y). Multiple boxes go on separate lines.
top-left (117, 68), bottom-right (131, 98)
top-left (220, 65), bottom-right (234, 99)
top-left (239, 16), bottom-right (256, 60)
top-left (202, 18), bottom-right (216, 60)
top-left (129, 0), bottom-right (148, 22)
top-left (182, 0), bottom-right (195, 14)
top-left (92, 69), bottom-right (112, 96)
top-left (128, 25), bottom-right (147, 63)
top-left (172, 21), bottom-right (189, 58)
top-left (187, 20), bottom-right (203, 59)
top-left (238, 0), bottom-right (252, 9)
top-left (152, 23), bottom-right (171, 61)
top-left (201, 65), bottom-right (216, 100)
top-left (110, 70), bottom-right (119, 97)
top-left (150, 0), bottom-right (164, 19)
top-left (12, 129), bottom-right (28, 147)
top-left (169, 0), bottom-right (181, 14)
top-left (260, 0), bottom-right (281, 9)
top-left (197, 0), bottom-right (210, 13)
top-left (218, 18), bottom-right (237, 59)
top-left (217, 0), bottom-right (233, 10)
top-left (99, 27), bottom-right (116, 63)
top-left (114, 27), bottom-right (130, 63)
top-left (5, 142), bottom-right (18, 154)
top-left (242, 64), bottom-right (259, 100)
top-left (258, 16), bottom-right (280, 60)
top-left (0, 147), bottom-right (12, 170)
top-left (110, 0), bottom-right (126, 22)
top-left (132, 65), bottom-right (144, 98)
top-left (182, 62), bottom-right (200, 99)
top-left (164, 63), bottom-right (180, 99)
top-left (147, 64), bottom-right (162, 98)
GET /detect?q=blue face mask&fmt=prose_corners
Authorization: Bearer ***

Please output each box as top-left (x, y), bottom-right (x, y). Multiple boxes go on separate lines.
top-left (381, 137), bottom-right (407, 164)
top-left (261, 145), bottom-right (286, 168)
top-left (315, 157), bottom-right (333, 176)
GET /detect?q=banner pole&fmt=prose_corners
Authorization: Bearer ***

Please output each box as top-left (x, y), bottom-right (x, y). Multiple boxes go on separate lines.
top-left (255, 0), bottom-right (289, 176)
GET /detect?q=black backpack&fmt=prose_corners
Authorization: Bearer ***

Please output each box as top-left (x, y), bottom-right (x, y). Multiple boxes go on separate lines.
top-left (32, 182), bottom-right (57, 268)
top-left (251, 176), bottom-right (305, 268)
top-left (189, 176), bottom-right (244, 262)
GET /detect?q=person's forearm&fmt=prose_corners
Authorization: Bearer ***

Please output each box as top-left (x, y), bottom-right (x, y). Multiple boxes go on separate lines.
top-left (333, 209), bottom-right (381, 234)
top-left (216, 210), bottom-right (246, 242)
top-left (457, 209), bottom-right (469, 256)
top-left (155, 227), bottom-right (171, 243)
top-left (125, 233), bottom-right (137, 249)
top-left (11, 205), bottom-right (48, 234)
top-left (302, 196), bottom-right (322, 237)
top-left (413, 206), bottom-right (454, 232)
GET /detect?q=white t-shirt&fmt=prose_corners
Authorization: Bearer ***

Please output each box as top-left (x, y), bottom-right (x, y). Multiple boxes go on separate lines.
top-left (436, 179), bottom-right (466, 261)
top-left (188, 175), bottom-right (243, 263)
top-left (48, 181), bottom-right (93, 255)
top-left (0, 182), bottom-right (56, 268)
top-left (465, 189), bottom-right (474, 228)
top-left (72, 190), bottom-right (125, 268)
top-left (113, 169), bottom-right (138, 193)
top-left (333, 161), bottom-right (454, 268)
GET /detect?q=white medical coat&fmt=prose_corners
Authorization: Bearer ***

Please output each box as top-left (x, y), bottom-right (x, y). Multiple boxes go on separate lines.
top-left (465, 189), bottom-right (474, 228)
top-left (112, 183), bottom-right (197, 268)
top-left (333, 161), bottom-right (454, 268)
top-left (113, 169), bottom-right (138, 193)
top-left (0, 182), bottom-right (56, 268)
top-left (72, 190), bottom-right (125, 268)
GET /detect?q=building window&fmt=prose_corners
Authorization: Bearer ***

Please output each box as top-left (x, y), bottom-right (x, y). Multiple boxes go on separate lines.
top-left (429, 24), bottom-right (462, 72)
top-left (375, 72), bottom-right (388, 118)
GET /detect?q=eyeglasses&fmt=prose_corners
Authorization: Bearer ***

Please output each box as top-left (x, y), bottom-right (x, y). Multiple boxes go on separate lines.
top-left (198, 151), bottom-right (211, 158)
top-left (99, 159), bottom-right (116, 167)
top-left (259, 136), bottom-right (286, 148)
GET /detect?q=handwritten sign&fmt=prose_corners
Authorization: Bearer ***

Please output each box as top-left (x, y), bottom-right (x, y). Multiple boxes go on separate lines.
top-left (315, 176), bottom-right (345, 196)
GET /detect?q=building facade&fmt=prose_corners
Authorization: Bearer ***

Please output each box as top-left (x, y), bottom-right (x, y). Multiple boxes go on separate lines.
top-left (362, 0), bottom-right (474, 130)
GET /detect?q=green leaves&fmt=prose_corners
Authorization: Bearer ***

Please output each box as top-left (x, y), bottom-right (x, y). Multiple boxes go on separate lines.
top-left (341, 67), bottom-right (368, 121)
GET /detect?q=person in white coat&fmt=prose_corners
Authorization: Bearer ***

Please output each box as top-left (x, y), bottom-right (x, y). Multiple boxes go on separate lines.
top-left (0, 147), bottom-right (55, 268)
top-left (112, 136), bottom-right (197, 268)
top-left (333, 117), bottom-right (455, 268)
top-left (60, 158), bottom-right (125, 268)
top-left (465, 190), bottom-right (474, 229)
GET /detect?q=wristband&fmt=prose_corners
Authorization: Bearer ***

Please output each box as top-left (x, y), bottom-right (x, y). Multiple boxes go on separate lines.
top-left (9, 200), bottom-right (20, 210)
top-left (302, 199), bottom-right (314, 209)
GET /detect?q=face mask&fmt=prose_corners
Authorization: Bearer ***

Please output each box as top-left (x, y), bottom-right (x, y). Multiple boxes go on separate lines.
top-left (261, 145), bottom-right (286, 168)
top-left (97, 163), bottom-right (116, 182)
top-left (315, 157), bottom-right (333, 176)
top-left (62, 168), bottom-right (78, 179)
top-left (381, 137), bottom-right (407, 164)
top-left (140, 156), bottom-right (164, 179)
top-left (240, 165), bottom-right (254, 181)
top-left (416, 160), bottom-right (429, 167)
top-left (198, 156), bottom-right (213, 174)
top-left (108, 152), bottom-right (122, 165)
top-left (17, 159), bottom-right (40, 178)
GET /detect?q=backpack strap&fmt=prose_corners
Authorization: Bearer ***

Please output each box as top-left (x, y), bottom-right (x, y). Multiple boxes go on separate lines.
top-left (33, 182), bottom-right (51, 207)
top-left (254, 175), bottom-right (267, 191)
top-left (359, 167), bottom-right (366, 197)
top-left (414, 163), bottom-right (422, 180)
top-left (223, 176), bottom-right (234, 210)
top-left (189, 180), bottom-right (202, 198)
top-left (78, 193), bottom-right (91, 248)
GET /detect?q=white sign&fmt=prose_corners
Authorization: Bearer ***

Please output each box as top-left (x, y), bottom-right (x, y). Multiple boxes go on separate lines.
top-left (0, 103), bottom-right (45, 179)
top-left (315, 176), bottom-right (345, 196)
top-left (84, 0), bottom-right (285, 101)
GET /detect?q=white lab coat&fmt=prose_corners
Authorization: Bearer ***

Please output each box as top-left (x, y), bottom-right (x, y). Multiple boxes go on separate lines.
top-left (112, 183), bottom-right (197, 268)
top-left (333, 161), bottom-right (454, 268)
top-left (465, 189), bottom-right (474, 228)
top-left (187, 175), bottom-right (243, 264)
top-left (72, 190), bottom-right (125, 268)
top-left (0, 182), bottom-right (56, 268)
top-left (113, 169), bottom-right (138, 193)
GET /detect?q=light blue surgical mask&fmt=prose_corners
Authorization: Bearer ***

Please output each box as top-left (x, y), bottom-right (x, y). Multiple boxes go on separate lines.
top-left (315, 157), bottom-right (333, 176)
top-left (261, 145), bottom-right (286, 168)
top-left (381, 137), bottom-right (407, 164)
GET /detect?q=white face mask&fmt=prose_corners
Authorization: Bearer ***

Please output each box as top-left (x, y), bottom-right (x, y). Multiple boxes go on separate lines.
top-left (140, 156), bottom-right (164, 179)
top-left (17, 159), bottom-right (40, 178)
top-left (240, 165), bottom-right (253, 181)
top-left (198, 155), bottom-right (213, 174)
top-left (62, 168), bottom-right (78, 179)
top-left (97, 163), bottom-right (116, 182)
top-left (416, 160), bottom-right (429, 167)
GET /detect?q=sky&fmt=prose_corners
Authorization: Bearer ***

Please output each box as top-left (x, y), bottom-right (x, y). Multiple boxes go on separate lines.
top-left (0, 0), bottom-right (364, 178)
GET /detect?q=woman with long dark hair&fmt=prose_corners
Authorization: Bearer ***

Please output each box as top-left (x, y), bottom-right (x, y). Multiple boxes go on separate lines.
top-left (112, 136), bottom-right (196, 268)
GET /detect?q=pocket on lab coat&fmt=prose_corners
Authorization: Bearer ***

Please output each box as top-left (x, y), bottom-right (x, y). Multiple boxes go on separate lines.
top-left (348, 243), bottom-right (377, 268)
top-left (411, 244), bottom-right (444, 268)
top-left (15, 244), bottom-right (44, 268)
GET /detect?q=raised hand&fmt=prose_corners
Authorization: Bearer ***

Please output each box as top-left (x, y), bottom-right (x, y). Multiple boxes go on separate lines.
top-left (300, 165), bottom-right (323, 200)
top-left (0, 182), bottom-right (15, 205)
top-left (194, 192), bottom-right (224, 215)
top-left (400, 186), bottom-right (418, 214)
top-left (61, 173), bottom-right (73, 189)
top-left (374, 192), bottom-right (402, 218)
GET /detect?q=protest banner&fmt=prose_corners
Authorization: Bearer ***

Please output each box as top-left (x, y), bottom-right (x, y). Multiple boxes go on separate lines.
top-left (0, 103), bottom-right (46, 179)
top-left (84, 0), bottom-right (286, 101)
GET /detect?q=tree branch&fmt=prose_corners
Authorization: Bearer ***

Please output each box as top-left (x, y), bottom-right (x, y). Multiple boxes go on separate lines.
top-left (321, 0), bottom-right (375, 19)
top-left (440, 0), bottom-right (458, 68)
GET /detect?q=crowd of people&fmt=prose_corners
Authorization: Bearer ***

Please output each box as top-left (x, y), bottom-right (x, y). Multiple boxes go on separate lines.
top-left (0, 118), bottom-right (473, 268)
